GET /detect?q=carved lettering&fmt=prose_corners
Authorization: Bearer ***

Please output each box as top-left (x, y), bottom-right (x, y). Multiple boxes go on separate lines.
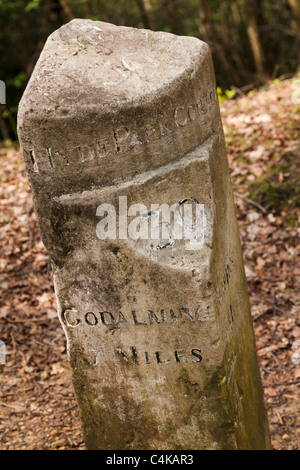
top-left (191, 348), bottom-right (203, 363)
top-left (85, 311), bottom-right (98, 326)
top-left (100, 311), bottom-right (115, 325)
top-left (131, 310), bottom-right (147, 325)
top-left (62, 308), bottom-right (81, 327)
top-left (88, 346), bottom-right (204, 366)
top-left (61, 305), bottom-right (210, 328)
top-left (27, 89), bottom-right (217, 172)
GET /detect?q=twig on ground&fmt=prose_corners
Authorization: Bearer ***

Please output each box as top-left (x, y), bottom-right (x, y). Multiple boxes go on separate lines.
top-left (234, 192), bottom-right (268, 214)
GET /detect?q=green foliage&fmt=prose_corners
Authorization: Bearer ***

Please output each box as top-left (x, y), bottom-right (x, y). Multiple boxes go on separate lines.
top-left (25, 0), bottom-right (42, 13)
top-left (217, 87), bottom-right (236, 102)
top-left (7, 73), bottom-right (27, 89)
top-left (248, 153), bottom-right (300, 213)
top-left (286, 214), bottom-right (298, 226)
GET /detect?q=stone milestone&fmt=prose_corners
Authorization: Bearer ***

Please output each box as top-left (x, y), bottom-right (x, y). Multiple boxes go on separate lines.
top-left (17, 19), bottom-right (271, 450)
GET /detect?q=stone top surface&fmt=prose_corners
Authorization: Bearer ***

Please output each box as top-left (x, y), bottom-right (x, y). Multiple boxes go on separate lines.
top-left (18, 20), bottom-right (218, 199)
top-left (18, 19), bottom-right (208, 118)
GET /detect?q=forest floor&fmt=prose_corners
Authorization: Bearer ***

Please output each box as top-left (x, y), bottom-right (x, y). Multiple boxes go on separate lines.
top-left (0, 77), bottom-right (299, 450)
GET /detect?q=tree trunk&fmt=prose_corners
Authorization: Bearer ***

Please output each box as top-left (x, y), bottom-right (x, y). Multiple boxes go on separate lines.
top-left (57, 0), bottom-right (75, 22)
top-left (244, 0), bottom-right (267, 82)
top-left (231, 1), bottom-right (242, 26)
top-left (0, 107), bottom-right (10, 142)
top-left (198, 0), bottom-right (241, 85)
top-left (288, 0), bottom-right (300, 68)
top-left (160, 0), bottom-right (184, 35)
top-left (136, 0), bottom-right (156, 30)
top-left (96, 1), bottom-right (111, 23)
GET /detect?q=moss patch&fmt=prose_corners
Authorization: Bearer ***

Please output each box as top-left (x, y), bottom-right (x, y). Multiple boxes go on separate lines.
top-left (248, 151), bottom-right (300, 214)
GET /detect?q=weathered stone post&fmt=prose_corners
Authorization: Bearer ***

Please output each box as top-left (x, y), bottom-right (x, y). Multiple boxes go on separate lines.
top-left (18, 19), bottom-right (271, 450)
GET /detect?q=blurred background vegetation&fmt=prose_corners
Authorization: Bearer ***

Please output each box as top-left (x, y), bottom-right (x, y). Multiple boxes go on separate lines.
top-left (0, 0), bottom-right (300, 142)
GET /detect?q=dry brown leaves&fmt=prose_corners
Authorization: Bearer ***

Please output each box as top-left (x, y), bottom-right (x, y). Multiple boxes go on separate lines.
top-left (221, 78), bottom-right (300, 450)
top-left (0, 78), bottom-right (299, 450)
top-left (0, 149), bottom-right (84, 450)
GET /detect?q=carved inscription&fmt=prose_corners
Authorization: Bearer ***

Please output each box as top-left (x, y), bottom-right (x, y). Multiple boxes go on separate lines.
top-left (218, 257), bottom-right (235, 307)
top-left (62, 306), bottom-right (208, 367)
top-left (61, 305), bottom-right (210, 328)
top-left (216, 259), bottom-right (237, 337)
top-left (87, 346), bottom-right (203, 367)
top-left (26, 88), bottom-right (217, 172)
